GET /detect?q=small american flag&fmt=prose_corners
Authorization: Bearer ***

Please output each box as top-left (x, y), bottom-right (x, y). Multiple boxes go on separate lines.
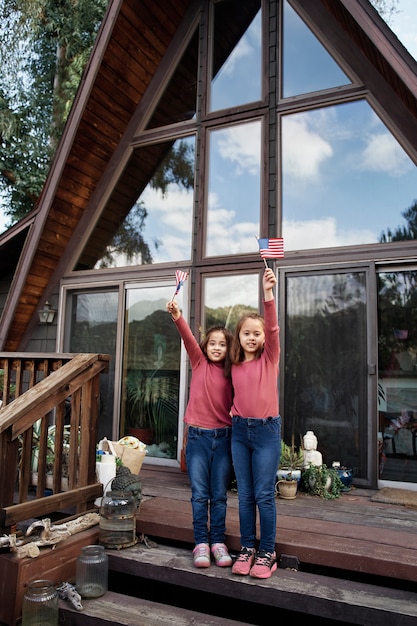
top-left (174, 270), bottom-right (189, 295)
top-left (393, 328), bottom-right (408, 340)
top-left (258, 237), bottom-right (284, 259)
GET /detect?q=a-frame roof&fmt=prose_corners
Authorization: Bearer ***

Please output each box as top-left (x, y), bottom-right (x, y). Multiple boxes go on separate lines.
top-left (1, 0), bottom-right (417, 351)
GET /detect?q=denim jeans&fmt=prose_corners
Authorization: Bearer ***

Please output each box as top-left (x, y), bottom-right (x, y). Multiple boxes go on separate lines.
top-left (186, 426), bottom-right (232, 545)
top-left (231, 415), bottom-right (281, 553)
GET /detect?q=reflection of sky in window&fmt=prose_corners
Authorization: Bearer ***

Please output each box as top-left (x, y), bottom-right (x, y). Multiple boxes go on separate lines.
top-left (282, 100), bottom-right (417, 251)
top-left (210, 10), bottom-right (261, 112)
top-left (206, 121), bottom-right (261, 257)
top-left (140, 137), bottom-right (195, 264)
top-left (204, 274), bottom-right (259, 310)
top-left (75, 292), bottom-right (118, 323)
top-left (282, 1), bottom-right (350, 98)
top-left (126, 285), bottom-right (175, 319)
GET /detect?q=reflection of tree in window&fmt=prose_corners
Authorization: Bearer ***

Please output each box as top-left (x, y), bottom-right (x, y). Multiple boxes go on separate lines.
top-left (99, 140), bottom-right (194, 267)
top-left (380, 201), bottom-right (417, 243)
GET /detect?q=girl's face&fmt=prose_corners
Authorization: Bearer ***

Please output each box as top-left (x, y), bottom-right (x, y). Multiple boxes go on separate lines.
top-left (206, 330), bottom-right (229, 363)
top-left (239, 318), bottom-right (265, 360)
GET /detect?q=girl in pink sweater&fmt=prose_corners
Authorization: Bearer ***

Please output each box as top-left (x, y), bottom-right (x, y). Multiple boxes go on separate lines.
top-left (230, 267), bottom-right (281, 580)
top-left (167, 299), bottom-right (233, 569)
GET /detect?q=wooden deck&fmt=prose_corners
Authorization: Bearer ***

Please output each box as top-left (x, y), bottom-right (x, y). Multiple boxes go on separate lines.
top-left (6, 465), bottom-right (417, 625)
top-left (59, 465), bottom-right (417, 626)
top-left (136, 466), bottom-right (417, 585)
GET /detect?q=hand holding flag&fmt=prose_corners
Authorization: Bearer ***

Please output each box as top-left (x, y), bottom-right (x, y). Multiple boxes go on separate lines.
top-left (171, 270), bottom-right (189, 301)
top-left (256, 236), bottom-right (284, 268)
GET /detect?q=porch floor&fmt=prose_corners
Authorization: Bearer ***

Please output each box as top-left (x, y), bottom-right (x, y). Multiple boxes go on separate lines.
top-left (136, 465), bottom-right (417, 586)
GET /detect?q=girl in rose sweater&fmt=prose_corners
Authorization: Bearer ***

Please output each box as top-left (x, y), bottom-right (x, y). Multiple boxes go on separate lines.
top-left (167, 299), bottom-right (233, 569)
top-left (230, 267), bottom-right (281, 580)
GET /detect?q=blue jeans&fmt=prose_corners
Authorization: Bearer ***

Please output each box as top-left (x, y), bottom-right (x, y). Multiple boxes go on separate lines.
top-left (231, 415), bottom-right (281, 553)
top-left (186, 426), bottom-right (232, 545)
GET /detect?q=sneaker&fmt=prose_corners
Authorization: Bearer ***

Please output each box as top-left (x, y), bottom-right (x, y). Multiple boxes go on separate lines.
top-left (249, 550), bottom-right (277, 579)
top-left (231, 546), bottom-right (256, 575)
top-left (211, 543), bottom-right (232, 567)
top-left (193, 543), bottom-right (210, 568)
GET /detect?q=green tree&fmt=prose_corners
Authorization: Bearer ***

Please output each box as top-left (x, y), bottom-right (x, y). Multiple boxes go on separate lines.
top-left (0, 0), bottom-right (108, 222)
top-left (380, 200), bottom-right (417, 242)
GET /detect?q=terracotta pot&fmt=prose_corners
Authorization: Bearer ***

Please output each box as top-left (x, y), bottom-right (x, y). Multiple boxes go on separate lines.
top-left (128, 427), bottom-right (154, 445)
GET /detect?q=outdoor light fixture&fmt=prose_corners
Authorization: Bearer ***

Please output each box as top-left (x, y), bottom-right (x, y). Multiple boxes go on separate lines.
top-left (38, 301), bottom-right (57, 325)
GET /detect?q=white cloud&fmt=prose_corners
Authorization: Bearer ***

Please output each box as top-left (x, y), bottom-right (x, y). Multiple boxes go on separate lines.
top-left (360, 132), bottom-right (412, 176)
top-left (284, 217), bottom-right (376, 250)
top-left (282, 116), bottom-right (333, 181)
top-left (216, 123), bottom-right (261, 176)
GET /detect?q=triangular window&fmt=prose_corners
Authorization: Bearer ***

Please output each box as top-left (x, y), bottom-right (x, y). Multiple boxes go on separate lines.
top-left (282, 0), bottom-right (351, 98)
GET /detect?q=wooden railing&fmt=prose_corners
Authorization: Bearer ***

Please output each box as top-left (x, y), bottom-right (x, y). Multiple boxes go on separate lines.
top-left (0, 353), bottom-right (110, 534)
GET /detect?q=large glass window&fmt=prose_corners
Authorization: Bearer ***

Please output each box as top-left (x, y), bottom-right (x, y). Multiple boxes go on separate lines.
top-left (282, 0), bottom-right (351, 98)
top-left (69, 290), bottom-right (119, 441)
top-left (210, 0), bottom-right (261, 112)
top-left (378, 269), bottom-right (417, 484)
top-left (205, 120), bottom-right (262, 257)
top-left (121, 283), bottom-right (182, 461)
top-left (203, 273), bottom-right (259, 331)
top-left (94, 136), bottom-right (195, 268)
top-left (284, 271), bottom-right (368, 480)
top-left (281, 101), bottom-right (417, 251)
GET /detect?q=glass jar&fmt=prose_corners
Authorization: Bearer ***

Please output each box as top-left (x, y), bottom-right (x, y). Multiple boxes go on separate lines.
top-left (22, 580), bottom-right (58, 626)
top-left (76, 544), bottom-right (108, 598)
top-left (99, 490), bottom-right (137, 549)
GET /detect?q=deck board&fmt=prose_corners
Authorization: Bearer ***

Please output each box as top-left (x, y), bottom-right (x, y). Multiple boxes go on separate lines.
top-left (136, 466), bottom-right (417, 584)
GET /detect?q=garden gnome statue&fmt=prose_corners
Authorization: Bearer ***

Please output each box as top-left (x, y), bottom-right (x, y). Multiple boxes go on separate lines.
top-left (302, 430), bottom-right (323, 467)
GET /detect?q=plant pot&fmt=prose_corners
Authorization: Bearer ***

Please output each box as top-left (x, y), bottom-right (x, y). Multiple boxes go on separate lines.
top-left (309, 474), bottom-right (332, 492)
top-left (277, 468), bottom-right (301, 485)
top-left (336, 467), bottom-right (353, 491)
top-left (128, 427), bottom-right (154, 445)
top-left (276, 479), bottom-right (298, 499)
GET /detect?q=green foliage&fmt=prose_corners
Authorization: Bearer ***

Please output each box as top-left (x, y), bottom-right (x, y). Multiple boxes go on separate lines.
top-left (380, 200), bottom-right (417, 243)
top-left (279, 437), bottom-right (304, 470)
top-left (0, 0), bottom-right (108, 220)
top-left (302, 464), bottom-right (343, 500)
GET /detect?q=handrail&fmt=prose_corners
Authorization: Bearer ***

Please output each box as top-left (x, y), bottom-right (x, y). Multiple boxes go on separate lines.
top-left (0, 353), bottom-right (110, 534)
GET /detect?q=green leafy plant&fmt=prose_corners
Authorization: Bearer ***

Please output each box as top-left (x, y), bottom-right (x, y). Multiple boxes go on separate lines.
top-left (279, 436), bottom-right (304, 470)
top-left (302, 464), bottom-right (343, 500)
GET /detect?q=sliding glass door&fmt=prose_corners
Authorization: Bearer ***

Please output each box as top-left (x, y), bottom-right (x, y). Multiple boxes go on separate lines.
top-left (283, 267), bottom-right (374, 486)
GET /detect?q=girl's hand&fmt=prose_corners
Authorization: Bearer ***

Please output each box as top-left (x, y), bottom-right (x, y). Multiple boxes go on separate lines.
top-left (263, 268), bottom-right (276, 300)
top-left (167, 300), bottom-right (181, 320)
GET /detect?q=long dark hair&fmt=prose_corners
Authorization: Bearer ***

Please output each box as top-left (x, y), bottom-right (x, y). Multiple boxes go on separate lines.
top-left (230, 313), bottom-right (265, 364)
top-left (200, 326), bottom-right (233, 378)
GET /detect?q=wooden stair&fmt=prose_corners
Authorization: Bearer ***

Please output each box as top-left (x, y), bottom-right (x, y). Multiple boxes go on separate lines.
top-left (57, 542), bottom-right (417, 626)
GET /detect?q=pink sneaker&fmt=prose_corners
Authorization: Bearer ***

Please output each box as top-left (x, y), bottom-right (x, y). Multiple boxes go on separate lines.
top-left (231, 546), bottom-right (255, 575)
top-left (249, 550), bottom-right (277, 579)
top-left (193, 543), bottom-right (210, 568)
top-left (211, 543), bottom-right (232, 567)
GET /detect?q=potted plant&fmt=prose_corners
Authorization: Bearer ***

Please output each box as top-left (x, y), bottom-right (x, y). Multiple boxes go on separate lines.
top-left (277, 436), bottom-right (304, 482)
top-left (125, 371), bottom-right (155, 444)
top-left (302, 463), bottom-right (344, 499)
top-left (276, 436), bottom-right (304, 498)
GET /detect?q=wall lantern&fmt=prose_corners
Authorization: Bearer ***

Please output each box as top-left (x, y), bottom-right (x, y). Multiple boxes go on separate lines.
top-left (38, 301), bottom-right (57, 325)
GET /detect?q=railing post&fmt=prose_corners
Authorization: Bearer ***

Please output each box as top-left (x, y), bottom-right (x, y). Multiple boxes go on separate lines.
top-left (0, 427), bottom-right (18, 531)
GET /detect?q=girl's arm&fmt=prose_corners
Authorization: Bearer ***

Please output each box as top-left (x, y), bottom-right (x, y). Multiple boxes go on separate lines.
top-left (166, 301), bottom-right (202, 366)
top-left (263, 267), bottom-right (276, 301)
top-left (262, 268), bottom-right (280, 363)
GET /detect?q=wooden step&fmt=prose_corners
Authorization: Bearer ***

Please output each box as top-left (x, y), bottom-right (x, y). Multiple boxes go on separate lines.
top-left (59, 590), bottom-right (251, 625)
top-left (105, 542), bottom-right (417, 626)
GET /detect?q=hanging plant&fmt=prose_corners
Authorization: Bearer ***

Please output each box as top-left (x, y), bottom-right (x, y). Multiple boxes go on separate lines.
top-left (302, 464), bottom-right (343, 499)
